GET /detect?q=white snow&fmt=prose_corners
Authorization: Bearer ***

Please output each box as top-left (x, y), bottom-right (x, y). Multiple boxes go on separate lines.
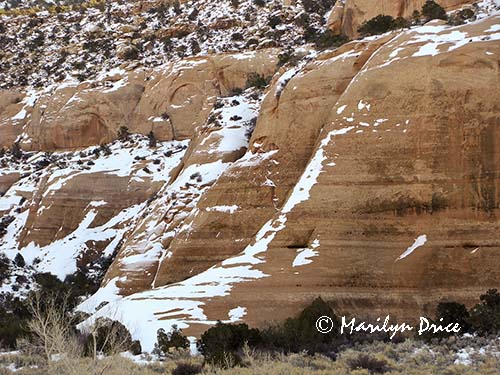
top-left (396, 235), bottom-right (428, 261)
top-left (292, 239), bottom-right (320, 267)
top-left (206, 205), bottom-right (239, 214)
top-left (228, 306), bottom-right (247, 322)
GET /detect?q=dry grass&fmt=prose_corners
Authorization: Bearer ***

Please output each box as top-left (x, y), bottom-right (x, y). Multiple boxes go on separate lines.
top-left (1, 337), bottom-right (500, 374)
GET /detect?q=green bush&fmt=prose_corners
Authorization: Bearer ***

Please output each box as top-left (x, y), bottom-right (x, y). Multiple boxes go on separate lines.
top-left (261, 297), bottom-right (341, 354)
top-left (83, 317), bottom-right (140, 356)
top-left (301, 0), bottom-right (335, 16)
top-left (172, 362), bottom-right (202, 375)
top-left (305, 28), bottom-right (348, 49)
top-left (0, 293), bottom-right (30, 349)
top-left (154, 325), bottom-right (190, 356)
top-left (346, 353), bottom-right (390, 373)
top-left (358, 15), bottom-right (399, 37)
top-left (469, 289), bottom-right (500, 335)
top-left (422, 0), bottom-right (447, 21)
top-left (435, 301), bottom-right (471, 335)
top-left (245, 72), bottom-right (270, 89)
top-left (198, 322), bottom-right (261, 367)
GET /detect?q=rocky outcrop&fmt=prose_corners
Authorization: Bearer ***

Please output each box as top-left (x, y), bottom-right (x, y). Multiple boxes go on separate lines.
top-left (330, 0), bottom-right (473, 38)
top-left (1, 2), bottom-right (499, 352)
top-left (150, 36), bottom-right (394, 289)
top-left (192, 14), bottom-right (500, 330)
top-left (73, 13), bottom-right (500, 349)
top-left (0, 50), bottom-right (278, 151)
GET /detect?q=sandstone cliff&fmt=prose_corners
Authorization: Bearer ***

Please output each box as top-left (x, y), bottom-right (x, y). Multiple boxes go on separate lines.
top-left (329, 0), bottom-right (473, 38)
top-left (0, 0), bottom-right (499, 353)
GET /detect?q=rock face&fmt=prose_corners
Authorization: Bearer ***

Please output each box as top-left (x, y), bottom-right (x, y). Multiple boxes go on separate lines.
top-left (330, 0), bottom-right (473, 38)
top-left (83, 14), bottom-right (500, 347)
top-left (1, 2), bottom-right (499, 352)
top-left (198, 16), bottom-right (500, 330)
top-left (0, 50), bottom-right (278, 151)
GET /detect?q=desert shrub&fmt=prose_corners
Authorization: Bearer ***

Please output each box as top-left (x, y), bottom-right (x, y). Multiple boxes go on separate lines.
top-left (99, 143), bottom-right (112, 155)
top-left (0, 216), bottom-right (15, 238)
top-left (148, 131), bottom-right (157, 147)
top-left (277, 49), bottom-right (301, 67)
top-left (301, 0), bottom-right (335, 15)
top-left (448, 8), bottom-right (475, 25)
top-left (154, 325), bottom-right (190, 356)
top-left (245, 72), bottom-right (270, 89)
top-left (163, 36), bottom-right (173, 52)
top-left (198, 322), bottom-right (261, 367)
top-left (172, 362), bottom-right (202, 375)
top-left (10, 141), bottom-right (23, 159)
top-left (346, 353), bottom-right (390, 373)
top-left (305, 28), bottom-right (348, 49)
top-left (422, 0), bottom-right (447, 21)
top-left (0, 292), bottom-right (30, 349)
top-left (435, 301), bottom-right (471, 335)
top-left (83, 317), bottom-right (139, 357)
top-left (13, 253), bottom-right (25, 268)
top-left (246, 73), bottom-right (269, 89)
top-left (117, 126), bottom-right (131, 141)
top-left (358, 15), bottom-right (398, 36)
top-left (469, 289), bottom-right (500, 335)
top-left (268, 14), bottom-right (282, 28)
top-left (261, 297), bottom-right (341, 355)
top-left (0, 253), bottom-right (11, 284)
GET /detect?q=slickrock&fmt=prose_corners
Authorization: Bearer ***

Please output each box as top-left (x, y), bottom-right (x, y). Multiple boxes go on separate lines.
top-left (194, 14), bottom-right (500, 329)
top-left (150, 36), bottom-right (394, 289)
top-left (1, 0), bottom-right (499, 353)
top-left (2, 50), bottom-right (278, 151)
top-left (331, 0), bottom-right (473, 38)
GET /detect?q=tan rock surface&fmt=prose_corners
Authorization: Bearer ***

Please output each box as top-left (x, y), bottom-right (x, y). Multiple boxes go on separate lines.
top-left (339, 0), bottom-right (472, 38)
top-left (3, 50), bottom-right (278, 151)
top-left (0, 90), bottom-right (26, 149)
top-left (190, 15), bottom-right (500, 329)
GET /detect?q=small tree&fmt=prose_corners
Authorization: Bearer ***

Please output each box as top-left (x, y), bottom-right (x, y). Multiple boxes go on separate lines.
top-left (148, 131), bottom-right (157, 147)
top-left (469, 289), bottom-right (500, 335)
top-left (14, 253), bottom-right (25, 268)
top-left (26, 292), bottom-right (79, 365)
top-left (117, 126), bottom-right (130, 141)
top-left (83, 317), bottom-right (140, 359)
top-left (435, 301), bottom-right (471, 336)
top-left (154, 325), bottom-right (189, 356)
top-left (422, 0), bottom-right (447, 21)
top-left (10, 141), bottom-right (22, 159)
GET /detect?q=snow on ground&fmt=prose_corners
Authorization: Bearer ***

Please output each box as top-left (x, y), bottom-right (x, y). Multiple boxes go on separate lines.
top-left (373, 9), bottom-right (500, 70)
top-left (293, 239), bottom-right (320, 267)
top-left (0, 135), bottom-right (187, 295)
top-left (396, 235), bottom-right (428, 261)
top-left (78, 105), bottom-right (359, 353)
